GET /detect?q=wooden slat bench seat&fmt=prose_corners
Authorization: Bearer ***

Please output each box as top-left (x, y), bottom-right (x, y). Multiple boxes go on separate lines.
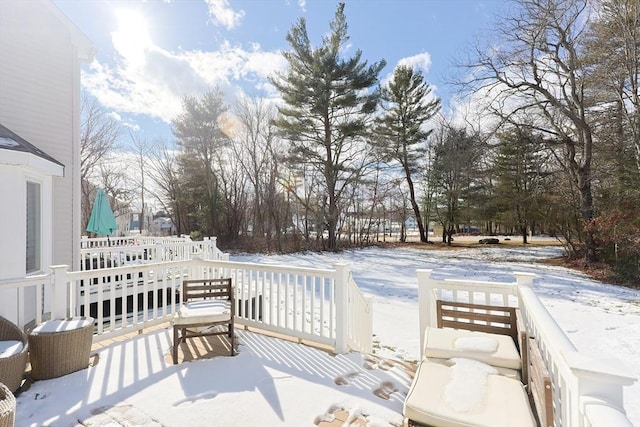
top-left (404, 300), bottom-right (553, 427)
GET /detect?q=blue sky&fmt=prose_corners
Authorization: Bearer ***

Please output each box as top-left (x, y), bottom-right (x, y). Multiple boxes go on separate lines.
top-left (53, 0), bottom-right (508, 144)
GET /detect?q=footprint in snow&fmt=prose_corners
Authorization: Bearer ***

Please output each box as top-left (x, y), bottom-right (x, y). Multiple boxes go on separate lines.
top-left (363, 356), bottom-right (381, 370)
top-left (334, 372), bottom-right (359, 385)
top-left (313, 404), bottom-right (343, 425)
top-left (373, 381), bottom-right (397, 400)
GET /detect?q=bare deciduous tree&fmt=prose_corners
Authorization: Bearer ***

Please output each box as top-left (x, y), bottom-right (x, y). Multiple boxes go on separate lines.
top-left (462, 0), bottom-right (599, 262)
top-left (80, 93), bottom-right (122, 230)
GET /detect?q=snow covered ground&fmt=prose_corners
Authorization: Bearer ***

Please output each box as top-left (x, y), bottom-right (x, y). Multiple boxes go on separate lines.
top-left (14, 245), bottom-right (639, 426)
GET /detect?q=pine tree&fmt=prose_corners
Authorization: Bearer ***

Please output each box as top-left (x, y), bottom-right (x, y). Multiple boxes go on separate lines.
top-left (270, 2), bottom-right (385, 251)
top-left (493, 129), bottom-right (550, 243)
top-left (374, 65), bottom-right (440, 242)
top-left (172, 90), bottom-right (231, 237)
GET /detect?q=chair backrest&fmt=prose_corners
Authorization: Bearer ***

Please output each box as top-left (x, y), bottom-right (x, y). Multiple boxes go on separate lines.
top-left (436, 300), bottom-right (518, 344)
top-left (181, 278), bottom-right (234, 305)
top-left (0, 316), bottom-right (26, 344)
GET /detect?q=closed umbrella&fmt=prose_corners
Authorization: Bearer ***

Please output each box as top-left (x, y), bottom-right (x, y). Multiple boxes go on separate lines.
top-left (86, 189), bottom-right (117, 236)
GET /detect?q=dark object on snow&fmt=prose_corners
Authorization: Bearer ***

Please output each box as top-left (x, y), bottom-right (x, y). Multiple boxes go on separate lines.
top-left (479, 238), bottom-right (500, 244)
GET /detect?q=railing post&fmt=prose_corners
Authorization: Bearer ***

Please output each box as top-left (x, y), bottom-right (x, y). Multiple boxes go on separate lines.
top-left (50, 265), bottom-right (70, 319)
top-left (155, 242), bottom-right (163, 262)
top-left (514, 272), bottom-right (536, 289)
top-left (334, 263), bottom-right (349, 354)
top-left (416, 269), bottom-right (432, 359)
top-left (514, 272), bottom-right (536, 325)
top-left (581, 396), bottom-right (635, 427)
top-left (565, 351), bottom-right (636, 426)
top-left (365, 295), bottom-right (374, 354)
top-left (189, 255), bottom-right (203, 280)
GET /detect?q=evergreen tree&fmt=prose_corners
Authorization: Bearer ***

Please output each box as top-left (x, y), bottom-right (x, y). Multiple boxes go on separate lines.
top-left (374, 65), bottom-right (440, 242)
top-left (431, 126), bottom-right (483, 245)
top-left (172, 90), bottom-right (231, 237)
top-left (493, 129), bottom-right (550, 243)
top-left (270, 2), bottom-right (385, 251)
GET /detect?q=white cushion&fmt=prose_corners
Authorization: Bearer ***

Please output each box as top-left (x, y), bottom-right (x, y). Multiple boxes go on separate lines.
top-left (172, 300), bottom-right (231, 326)
top-left (31, 318), bottom-right (93, 334)
top-left (404, 360), bottom-right (536, 427)
top-left (426, 357), bottom-right (521, 380)
top-left (423, 327), bottom-right (521, 370)
top-left (0, 340), bottom-right (23, 358)
top-left (455, 336), bottom-right (499, 353)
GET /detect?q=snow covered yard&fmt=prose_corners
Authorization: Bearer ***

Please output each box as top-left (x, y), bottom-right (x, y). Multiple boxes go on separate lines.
top-left (13, 245), bottom-right (639, 426)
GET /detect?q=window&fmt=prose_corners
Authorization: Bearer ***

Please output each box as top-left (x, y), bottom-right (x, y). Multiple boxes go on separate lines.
top-left (26, 181), bottom-right (41, 273)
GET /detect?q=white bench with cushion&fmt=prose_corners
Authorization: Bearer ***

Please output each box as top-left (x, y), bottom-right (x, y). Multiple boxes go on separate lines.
top-left (404, 300), bottom-right (553, 427)
top-left (405, 359), bottom-right (536, 427)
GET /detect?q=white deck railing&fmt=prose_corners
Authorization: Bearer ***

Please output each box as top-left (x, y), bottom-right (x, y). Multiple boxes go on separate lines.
top-left (342, 266), bottom-right (373, 354)
top-left (80, 236), bottom-right (224, 271)
top-left (0, 273), bottom-right (49, 329)
top-left (0, 258), bottom-right (373, 355)
top-left (184, 259), bottom-right (372, 352)
top-left (417, 269), bottom-right (636, 427)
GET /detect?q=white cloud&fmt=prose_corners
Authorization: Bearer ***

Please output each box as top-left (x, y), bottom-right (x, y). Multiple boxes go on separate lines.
top-left (298, 0), bottom-right (306, 12)
top-left (397, 52), bottom-right (432, 73)
top-left (204, 0), bottom-right (245, 30)
top-left (122, 121), bottom-right (141, 131)
top-left (82, 33), bottom-right (288, 124)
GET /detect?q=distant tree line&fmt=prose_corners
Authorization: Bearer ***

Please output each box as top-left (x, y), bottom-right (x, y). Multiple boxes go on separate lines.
top-left (83, 0), bottom-right (639, 285)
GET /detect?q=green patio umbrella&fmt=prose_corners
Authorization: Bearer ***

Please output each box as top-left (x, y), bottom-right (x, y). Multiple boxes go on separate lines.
top-left (86, 189), bottom-right (117, 236)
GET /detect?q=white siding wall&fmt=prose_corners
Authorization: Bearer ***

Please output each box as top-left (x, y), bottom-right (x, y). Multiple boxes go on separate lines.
top-left (0, 0), bottom-right (89, 276)
top-left (0, 165), bottom-right (54, 320)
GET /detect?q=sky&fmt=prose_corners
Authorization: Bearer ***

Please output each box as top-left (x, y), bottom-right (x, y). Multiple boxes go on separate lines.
top-left (15, 244), bottom-right (640, 426)
top-left (53, 0), bottom-right (508, 146)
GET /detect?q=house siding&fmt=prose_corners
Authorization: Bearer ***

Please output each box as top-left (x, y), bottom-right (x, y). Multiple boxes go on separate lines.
top-left (0, 0), bottom-right (89, 274)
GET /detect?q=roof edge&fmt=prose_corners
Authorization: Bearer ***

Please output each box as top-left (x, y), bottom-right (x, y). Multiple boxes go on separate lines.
top-left (41, 0), bottom-right (94, 63)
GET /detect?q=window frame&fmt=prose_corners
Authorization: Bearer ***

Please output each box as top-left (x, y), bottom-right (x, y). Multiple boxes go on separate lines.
top-left (26, 179), bottom-right (42, 274)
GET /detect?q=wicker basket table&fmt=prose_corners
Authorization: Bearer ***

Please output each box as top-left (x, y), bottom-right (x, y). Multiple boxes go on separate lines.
top-left (0, 382), bottom-right (15, 427)
top-left (28, 318), bottom-right (94, 381)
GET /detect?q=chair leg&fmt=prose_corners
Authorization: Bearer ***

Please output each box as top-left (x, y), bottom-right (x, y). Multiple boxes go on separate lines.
top-left (172, 325), bottom-right (178, 364)
top-left (229, 321), bottom-right (235, 356)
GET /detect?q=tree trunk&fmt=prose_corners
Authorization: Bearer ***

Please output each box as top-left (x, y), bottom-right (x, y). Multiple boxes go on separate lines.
top-left (405, 167), bottom-right (427, 242)
top-left (520, 226), bottom-right (528, 244)
top-left (577, 167), bottom-right (597, 263)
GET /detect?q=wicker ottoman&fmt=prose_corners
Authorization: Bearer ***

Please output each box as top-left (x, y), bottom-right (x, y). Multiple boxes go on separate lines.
top-left (0, 382), bottom-right (15, 427)
top-left (28, 318), bottom-right (94, 381)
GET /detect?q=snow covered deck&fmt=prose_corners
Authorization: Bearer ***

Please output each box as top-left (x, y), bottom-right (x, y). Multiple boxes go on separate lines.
top-left (15, 325), bottom-right (414, 426)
